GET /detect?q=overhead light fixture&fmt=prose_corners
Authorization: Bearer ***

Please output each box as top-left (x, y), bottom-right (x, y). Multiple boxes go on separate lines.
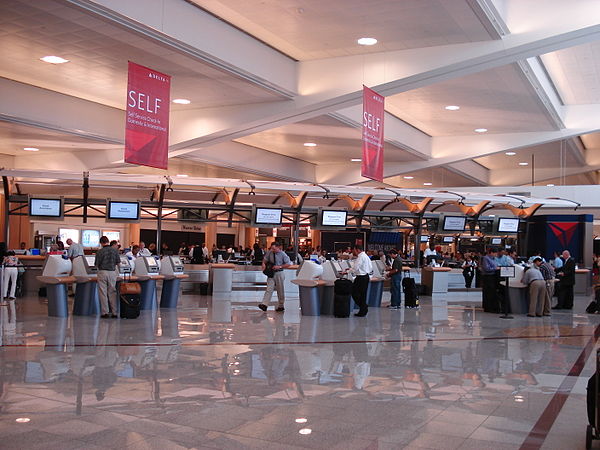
top-left (40, 55), bottom-right (69, 64)
top-left (299, 428), bottom-right (312, 435)
top-left (22, 147), bottom-right (39, 152)
top-left (172, 98), bottom-right (191, 105)
top-left (423, 182), bottom-right (433, 186)
top-left (518, 162), bottom-right (529, 166)
top-left (505, 152), bottom-right (516, 156)
top-left (403, 176), bottom-right (414, 179)
top-left (176, 174), bottom-right (188, 177)
top-left (445, 105), bottom-right (460, 111)
top-left (474, 128), bottom-right (488, 133)
top-left (357, 37), bottom-right (377, 46)
top-left (295, 418), bottom-right (308, 424)
top-left (547, 184), bottom-right (555, 187)
top-left (351, 158), bottom-right (362, 162)
top-left (303, 142), bottom-right (317, 147)
top-left (15, 418), bottom-right (30, 423)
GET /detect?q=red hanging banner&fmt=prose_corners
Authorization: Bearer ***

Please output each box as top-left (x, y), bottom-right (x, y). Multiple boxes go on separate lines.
top-left (125, 61), bottom-right (171, 169)
top-left (361, 85), bottom-right (385, 182)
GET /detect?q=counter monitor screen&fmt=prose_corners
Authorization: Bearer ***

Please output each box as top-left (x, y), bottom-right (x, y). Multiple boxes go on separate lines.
top-left (442, 236), bottom-right (454, 243)
top-left (85, 256), bottom-right (96, 267)
top-left (497, 218), bottom-right (519, 233)
top-left (171, 257), bottom-right (183, 267)
top-left (491, 237), bottom-right (502, 245)
top-left (310, 254), bottom-right (319, 262)
top-left (29, 198), bottom-right (62, 218)
top-left (420, 236), bottom-right (429, 243)
top-left (321, 210), bottom-right (347, 227)
top-left (107, 201), bottom-right (140, 220)
top-left (146, 257), bottom-right (158, 267)
top-left (443, 216), bottom-right (466, 231)
top-left (254, 207), bottom-right (282, 226)
top-left (332, 261), bottom-right (343, 272)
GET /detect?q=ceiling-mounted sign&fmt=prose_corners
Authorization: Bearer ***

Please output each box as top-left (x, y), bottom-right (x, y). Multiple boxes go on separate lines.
top-left (125, 61), bottom-right (171, 169)
top-left (361, 85), bottom-right (385, 182)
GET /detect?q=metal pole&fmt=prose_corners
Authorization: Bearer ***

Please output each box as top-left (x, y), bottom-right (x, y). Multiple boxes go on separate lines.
top-left (156, 184), bottom-right (166, 253)
top-left (293, 212), bottom-right (300, 259)
top-left (414, 214), bottom-right (423, 268)
top-left (82, 172), bottom-right (89, 224)
top-left (2, 177), bottom-right (10, 244)
top-left (531, 154), bottom-right (535, 186)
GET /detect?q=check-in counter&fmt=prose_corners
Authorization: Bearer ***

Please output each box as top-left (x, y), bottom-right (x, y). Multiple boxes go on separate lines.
top-left (134, 257), bottom-right (163, 310)
top-left (71, 255), bottom-right (100, 316)
top-left (367, 260), bottom-right (386, 307)
top-left (421, 266), bottom-right (452, 295)
top-left (159, 256), bottom-right (189, 308)
top-left (210, 263), bottom-right (235, 294)
top-left (36, 255), bottom-right (74, 317)
top-left (283, 265), bottom-right (300, 296)
top-left (575, 269), bottom-right (592, 296)
top-left (19, 255), bottom-right (46, 294)
top-left (506, 265), bottom-right (528, 314)
top-left (292, 261), bottom-right (324, 316)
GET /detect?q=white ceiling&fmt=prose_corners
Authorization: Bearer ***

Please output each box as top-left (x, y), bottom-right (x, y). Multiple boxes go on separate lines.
top-left (541, 41), bottom-right (600, 104)
top-left (581, 133), bottom-right (600, 150)
top-left (368, 167), bottom-right (481, 189)
top-left (234, 115), bottom-right (423, 164)
top-left (0, 0), bottom-right (285, 110)
top-left (385, 63), bottom-right (559, 136)
top-left (190, 0), bottom-right (495, 60)
top-left (474, 141), bottom-right (581, 170)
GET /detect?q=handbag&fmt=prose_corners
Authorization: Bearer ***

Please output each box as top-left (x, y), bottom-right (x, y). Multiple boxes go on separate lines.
top-left (262, 252), bottom-right (275, 278)
top-left (119, 273), bottom-right (141, 295)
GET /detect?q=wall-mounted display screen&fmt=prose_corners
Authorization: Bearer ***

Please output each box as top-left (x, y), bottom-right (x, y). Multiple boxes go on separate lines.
top-left (321, 210), bottom-right (347, 227)
top-left (491, 237), bottom-right (502, 245)
top-left (254, 207), bottom-right (282, 226)
top-left (443, 216), bottom-right (466, 231)
top-left (442, 236), bottom-right (454, 243)
top-left (103, 230), bottom-right (121, 243)
top-left (420, 236), bottom-right (429, 243)
top-left (29, 198), bottom-right (62, 218)
top-left (498, 218), bottom-right (520, 233)
top-left (59, 228), bottom-right (80, 244)
top-left (82, 230), bottom-right (100, 247)
top-left (107, 201), bottom-right (140, 220)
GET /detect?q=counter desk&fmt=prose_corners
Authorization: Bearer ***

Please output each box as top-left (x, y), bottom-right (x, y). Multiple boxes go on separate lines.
top-left (19, 255), bottom-right (46, 294)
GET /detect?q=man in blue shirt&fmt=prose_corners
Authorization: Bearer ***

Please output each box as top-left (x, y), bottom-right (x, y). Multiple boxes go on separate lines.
top-left (495, 249), bottom-right (514, 267)
top-left (481, 248), bottom-right (500, 313)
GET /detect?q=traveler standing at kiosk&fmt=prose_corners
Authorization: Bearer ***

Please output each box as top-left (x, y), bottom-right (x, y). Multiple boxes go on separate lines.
top-left (481, 248), bottom-right (500, 313)
top-left (258, 242), bottom-right (292, 312)
top-left (387, 249), bottom-right (403, 309)
top-left (66, 238), bottom-right (84, 259)
top-left (344, 245), bottom-right (373, 317)
top-left (138, 241), bottom-right (151, 257)
top-left (95, 236), bottom-right (121, 318)
top-left (522, 257), bottom-right (548, 317)
top-left (555, 250), bottom-right (575, 310)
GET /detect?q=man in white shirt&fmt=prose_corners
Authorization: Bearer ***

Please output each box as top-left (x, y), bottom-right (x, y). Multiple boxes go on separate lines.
top-left (201, 243), bottom-right (209, 261)
top-left (125, 245), bottom-right (140, 269)
top-left (344, 245), bottom-right (373, 317)
top-left (138, 241), bottom-right (151, 257)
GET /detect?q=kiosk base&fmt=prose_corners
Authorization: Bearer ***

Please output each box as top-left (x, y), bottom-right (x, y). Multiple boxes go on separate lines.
top-left (139, 279), bottom-right (157, 310)
top-left (160, 278), bottom-right (181, 308)
top-left (73, 281), bottom-right (100, 316)
top-left (367, 280), bottom-right (384, 307)
top-left (47, 284), bottom-right (69, 317)
top-left (299, 286), bottom-right (321, 316)
top-left (319, 285), bottom-right (334, 315)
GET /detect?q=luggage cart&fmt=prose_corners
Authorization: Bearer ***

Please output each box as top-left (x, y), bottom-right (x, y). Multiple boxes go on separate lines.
top-left (586, 349), bottom-right (600, 449)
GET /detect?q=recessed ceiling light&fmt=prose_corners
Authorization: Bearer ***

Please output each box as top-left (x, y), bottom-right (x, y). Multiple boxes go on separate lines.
top-left (299, 428), bottom-right (312, 435)
top-left (403, 176), bottom-right (414, 179)
top-left (505, 152), bottom-right (516, 156)
top-left (423, 182), bottom-right (433, 186)
top-left (445, 105), bottom-right (460, 111)
top-left (547, 184), bottom-right (555, 187)
top-left (295, 418), bottom-right (308, 424)
top-left (22, 147), bottom-right (39, 152)
top-left (518, 162), bottom-right (529, 166)
top-left (351, 158), bottom-right (362, 162)
top-left (172, 98), bottom-right (191, 105)
top-left (303, 142), bottom-right (317, 147)
top-left (40, 55), bottom-right (69, 64)
top-left (176, 174), bottom-right (188, 177)
top-left (474, 128), bottom-right (488, 133)
top-left (357, 37), bottom-right (377, 46)
top-left (15, 418), bottom-right (30, 423)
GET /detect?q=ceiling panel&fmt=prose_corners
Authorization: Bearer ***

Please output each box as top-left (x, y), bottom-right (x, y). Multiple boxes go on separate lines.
top-left (359, 167), bottom-right (481, 189)
top-left (191, 0), bottom-right (494, 60)
top-left (0, 0), bottom-right (285, 110)
top-left (541, 41), bottom-right (600, 104)
top-left (385, 64), bottom-right (558, 136)
top-left (234, 115), bottom-right (423, 164)
top-left (581, 133), bottom-right (600, 149)
top-left (474, 141), bottom-right (581, 170)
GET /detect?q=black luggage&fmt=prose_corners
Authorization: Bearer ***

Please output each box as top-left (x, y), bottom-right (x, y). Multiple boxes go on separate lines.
top-left (586, 350), bottom-right (600, 448)
top-left (402, 277), bottom-right (419, 308)
top-left (120, 294), bottom-right (141, 319)
top-left (334, 278), bottom-right (353, 317)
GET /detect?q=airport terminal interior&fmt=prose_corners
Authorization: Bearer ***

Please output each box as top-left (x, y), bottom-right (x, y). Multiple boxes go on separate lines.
top-left (1, 0), bottom-right (600, 449)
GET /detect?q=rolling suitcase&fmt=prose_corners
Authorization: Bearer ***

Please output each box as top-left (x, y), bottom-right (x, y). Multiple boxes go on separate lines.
top-left (402, 276), bottom-right (419, 308)
top-left (334, 278), bottom-right (353, 318)
top-left (119, 274), bottom-right (141, 319)
top-left (586, 349), bottom-right (600, 448)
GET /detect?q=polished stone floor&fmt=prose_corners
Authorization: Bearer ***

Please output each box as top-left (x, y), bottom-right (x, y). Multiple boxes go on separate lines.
top-left (0, 289), bottom-right (598, 449)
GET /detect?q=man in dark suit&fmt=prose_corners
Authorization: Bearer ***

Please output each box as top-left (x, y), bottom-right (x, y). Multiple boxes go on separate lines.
top-left (554, 250), bottom-right (575, 310)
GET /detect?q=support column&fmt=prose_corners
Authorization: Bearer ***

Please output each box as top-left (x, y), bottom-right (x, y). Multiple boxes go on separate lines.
top-left (0, 193), bottom-right (5, 243)
top-left (205, 221), bottom-right (217, 251)
top-left (8, 208), bottom-right (31, 248)
top-left (129, 223), bottom-right (140, 247)
top-left (311, 229), bottom-right (321, 250)
top-left (245, 226), bottom-right (256, 248)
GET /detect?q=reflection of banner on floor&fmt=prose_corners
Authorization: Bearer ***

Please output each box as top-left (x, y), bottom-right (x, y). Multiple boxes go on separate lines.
top-left (125, 61), bottom-right (171, 169)
top-left (361, 85), bottom-right (385, 182)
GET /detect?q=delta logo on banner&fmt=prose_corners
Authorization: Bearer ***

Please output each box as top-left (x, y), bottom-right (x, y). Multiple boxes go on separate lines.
top-left (125, 62), bottom-right (171, 170)
top-left (548, 222), bottom-right (579, 248)
top-left (361, 86), bottom-right (385, 182)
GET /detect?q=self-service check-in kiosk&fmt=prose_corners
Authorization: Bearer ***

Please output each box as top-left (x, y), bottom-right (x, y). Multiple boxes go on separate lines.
top-left (319, 260), bottom-right (342, 315)
top-left (159, 256), bottom-right (188, 308)
top-left (72, 255), bottom-right (100, 316)
top-left (367, 260), bottom-right (386, 307)
top-left (291, 261), bottom-right (325, 316)
top-left (36, 255), bottom-right (74, 317)
top-left (134, 257), bottom-right (163, 310)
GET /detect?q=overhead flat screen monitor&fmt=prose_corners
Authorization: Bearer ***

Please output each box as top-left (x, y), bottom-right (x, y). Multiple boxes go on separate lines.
top-left (442, 236), bottom-right (454, 243)
top-left (107, 200), bottom-right (140, 221)
top-left (82, 230), bottom-right (100, 247)
top-left (498, 218), bottom-right (520, 233)
top-left (254, 207), bottom-right (282, 226)
top-left (103, 230), bottom-right (121, 243)
top-left (491, 237), bottom-right (502, 245)
top-left (321, 210), bottom-right (347, 227)
top-left (443, 216), bottom-right (466, 231)
top-left (29, 197), bottom-right (62, 218)
top-left (420, 236), bottom-right (429, 243)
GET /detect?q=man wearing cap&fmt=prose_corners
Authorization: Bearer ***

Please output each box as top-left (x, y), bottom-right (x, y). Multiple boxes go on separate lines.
top-left (521, 257), bottom-right (549, 317)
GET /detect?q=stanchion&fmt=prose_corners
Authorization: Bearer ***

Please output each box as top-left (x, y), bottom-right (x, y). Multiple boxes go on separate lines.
top-left (499, 275), bottom-right (513, 319)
